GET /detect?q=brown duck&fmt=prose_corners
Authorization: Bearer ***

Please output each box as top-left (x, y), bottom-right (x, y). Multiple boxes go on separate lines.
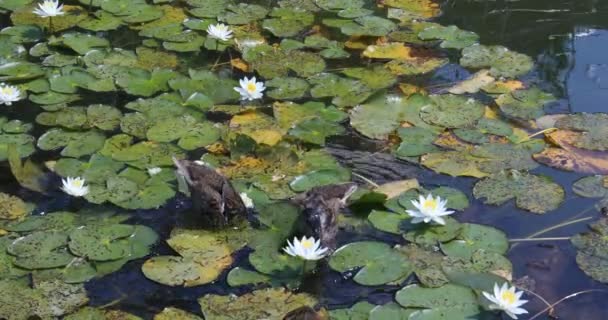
top-left (292, 182), bottom-right (357, 252)
top-left (173, 157), bottom-right (246, 228)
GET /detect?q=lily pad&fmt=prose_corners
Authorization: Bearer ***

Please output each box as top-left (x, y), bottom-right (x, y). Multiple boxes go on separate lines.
top-left (8, 230), bottom-right (75, 269)
top-left (395, 284), bottom-right (479, 315)
top-left (571, 218), bottom-right (608, 283)
top-left (441, 223), bottom-right (508, 260)
top-left (418, 25), bottom-right (478, 49)
top-left (340, 16), bottom-right (397, 36)
top-left (69, 224), bottom-right (135, 261)
top-left (329, 241), bottom-right (413, 285)
top-left (473, 171), bottom-right (564, 213)
top-left (263, 8), bottom-right (314, 37)
top-left (0, 192), bottom-right (28, 220)
top-left (199, 288), bottom-right (317, 320)
top-left (460, 44), bottom-right (534, 78)
top-left (496, 87), bottom-right (556, 120)
top-left (420, 94), bottom-right (485, 128)
top-left (350, 94), bottom-right (412, 140)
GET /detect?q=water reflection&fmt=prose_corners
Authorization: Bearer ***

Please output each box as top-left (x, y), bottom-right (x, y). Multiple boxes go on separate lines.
top-left (441, 0), bottom-right (608, 113)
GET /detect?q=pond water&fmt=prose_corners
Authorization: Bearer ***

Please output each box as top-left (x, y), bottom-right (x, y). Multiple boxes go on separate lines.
top-left (1, 0), bottom-right (608, 319)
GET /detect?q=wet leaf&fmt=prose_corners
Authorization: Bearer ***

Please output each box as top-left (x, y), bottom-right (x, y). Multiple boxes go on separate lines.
top-left (198, 288), bottom-right (317, 320)
top-left (329, 301), bottom-right (375, 320)
top-left (571, 218), bottom-right (608, 283)
top-left (420, 94), bottom-right (485, 128)
top-left (460, 44), bottom-right (533, 78)
top-left (473, 171), bottom-right (564, 213)
top-left (309, 73), bottom-right (372, 107)
top-left (496, 87), bottom-right (556, 120)
top-left (441, 223), bottom-right (508, 260)
top-left (219, 3), bottom-right (268, 25)
top-left (329, 241), bottom-right (413, 285)
top-left (340, 16), bottom-right (397, 36)
top-left (395, 284), bottom-right (479, 314)
top-left (266, 77), bottom-right (309, 100)
top-left (8, 230), bottom-right (75, 269)
top-left (350, 94), bottom-right (411, 140)
top-left (69, 224), bottom-right (135, 261)
top-left (263, 8), bottom-right (314, 37)
top-left (226, 267), bottom-right (271, 287)
top-left (155, 308), bottom-right (203, 320)
top-left (418, 24), bottom-right (479, 49)
top-left (0, 192), bottom-right (29, 220)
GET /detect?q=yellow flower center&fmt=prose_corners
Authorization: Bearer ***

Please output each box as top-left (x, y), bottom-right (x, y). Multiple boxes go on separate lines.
top-left (301, 239), bottom-right (313, 249)
top-left (1, 87), bottom-right (13, 95)
top-left (73, 180), bottom-right (83, 187)
top-left (423, 199), bottom-right (438, 211)
top-left (246, 83), bottom-right (257, 92)
top-left (501, 291), bottom-right (516, 304)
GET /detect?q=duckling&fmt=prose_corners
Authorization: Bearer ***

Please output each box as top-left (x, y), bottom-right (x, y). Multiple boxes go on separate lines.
top-left (292, 183), bottom-right (357, 252)
top-left (173, 157), bottom-right (246, 228)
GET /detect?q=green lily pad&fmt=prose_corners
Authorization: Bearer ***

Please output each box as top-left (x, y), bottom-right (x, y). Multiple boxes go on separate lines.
top-left (330, 301), bottom-right (375, 320)
top-left (143, 227), bottom-right (249, 286)
top-left (0, 61), bottom-right (44, 81)
top-left (552, 113), bottom-right (608, 151)
top-left (573, 175), bottom-right (608, 198)
top-left (350, 94), bottom-right (412, 139)
top-left (266, 77), bottom-right (309, 100)
top-left (395, 284), bottom-right (479, 314)
top-left (290, 168), bottom-right (351, 192)
top-left (69, 224), bottom-right (135, 261)
top-left (571, 218), bottom-right (608, 283)
top-left (8, 230), bottom-right (75, 269)
top-left (0, 279), bottom-right (87, 319)
top-left (340, 16), bottom-right (397, 36)
top-left (0, 25), bottom-right (43, 43)
top-left (244, 44), bottom-right (325, 79)
top-left (342, 66), bottom-right (397, 89)
top-left (37, 128), bottom-right (105, 158)
top-left (420, 94), bottom-right (485, 128)
top-left (226, 267), bottom-right (271, 287)
top-left (496, 87), bottom-right (556, 120)
top-left (369, 303), bottom-right (415, 320)
top-left (51, 33), bottom-right (110, 55)
top-left (329, 241), bottom-right (413, 285)
top-left (199, 288), bottom-right (317, 320)
top-left (473, 171), bottom-right (565, 213)
top-left (0, 192), bottom-right (28, 220)
top-left (418, 25), bottom-right (479, 49)
top-left (263, 8), bottom-right (314, 37)
top-left (219, 3), bottom-right (268, 25)
top-left (460, 44), bottom-right (534, 78)
top-left (288, 118), bottom-right (346, 145)
top-left (395, 127), bottom-right (441, 157)
top-left (155, 308), bottom-right (203, 320)
top-left (78, 10), bottom-right (124, 31)
top-left (116, 68), bottom-right (177, 97)
top-left (441, 223), bottom-right (508, 260)
top-left (11, 4), bottom-right (88, 31)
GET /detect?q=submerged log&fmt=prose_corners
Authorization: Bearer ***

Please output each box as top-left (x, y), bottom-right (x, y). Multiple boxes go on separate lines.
top-left (173, 157), bottom-right (246, 228)
top-left (292, 183), bottom-right (357, 252)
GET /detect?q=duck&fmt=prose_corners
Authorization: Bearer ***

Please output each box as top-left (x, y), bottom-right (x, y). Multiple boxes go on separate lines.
top-left (292, 182), bottom-right (357, 252)
top-left (173, 157), bottom-right (246, 228)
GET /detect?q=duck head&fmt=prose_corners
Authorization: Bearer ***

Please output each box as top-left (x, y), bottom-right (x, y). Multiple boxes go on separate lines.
top-left (292, 182), bottom-right (357, 252)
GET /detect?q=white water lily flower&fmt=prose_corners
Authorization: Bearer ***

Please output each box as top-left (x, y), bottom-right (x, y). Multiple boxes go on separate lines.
top-left (239, 192), bottom-right (254, 209)
top-left (207, 23), bottom-right (233, 41)
top-left (148, 167), bottom-right (162, 176)
top-left (406, 194), bottom-right (455, 225)
top-left (234, 76), bottom-right (265, 101)
top-left (33, 0), bottom-right (65, 17)
top-left (61, 177), bottom-right (89, 197)
top-left (0, 84), bottom-right (22, 106)
top-left (283, 236), bottom-right (328, 261)
top-left (482, 283), bottom-right (528, 319)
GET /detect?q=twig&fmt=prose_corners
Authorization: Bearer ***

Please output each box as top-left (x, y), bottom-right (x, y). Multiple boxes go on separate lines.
top-left (509, 237), bottom-right (570, 242)
top-left (352, 172), bottom-right (380, 188)
top-left (528, 289), bottom-right (608, 320)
